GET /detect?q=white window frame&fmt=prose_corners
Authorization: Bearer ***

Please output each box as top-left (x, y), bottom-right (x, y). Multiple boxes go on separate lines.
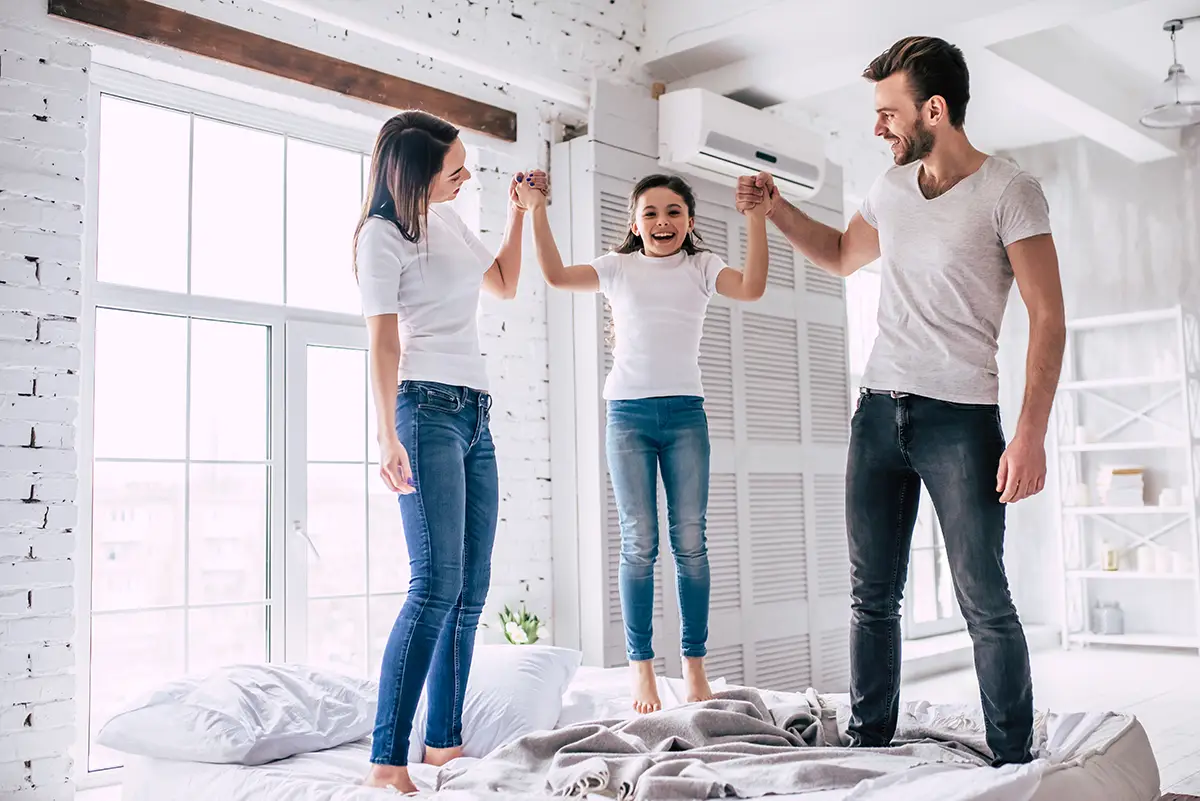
top-left (76, 68), bottom-right (381, 789)
top-left (282, 319), bottom-right (388, 673)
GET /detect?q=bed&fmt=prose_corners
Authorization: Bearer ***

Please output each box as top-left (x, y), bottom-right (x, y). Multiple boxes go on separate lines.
top-left (121, 666), bottom-right (1161, 801)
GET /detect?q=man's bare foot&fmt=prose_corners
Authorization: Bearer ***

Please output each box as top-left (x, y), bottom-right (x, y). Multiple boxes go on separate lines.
top-left (683, 656), bottom-right (714, 703)
top-left (363, 764), bottom-right (418, 794)
top-left (630, 659), bottom-right (662, 714)
top-left (424, 745), bottom-right (464, 767)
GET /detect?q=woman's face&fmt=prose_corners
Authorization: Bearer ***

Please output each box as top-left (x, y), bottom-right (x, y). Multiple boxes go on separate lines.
top-left (429, 137), bottom-right (471, 203)
top-left (631, 186), bottom-right (693, 257)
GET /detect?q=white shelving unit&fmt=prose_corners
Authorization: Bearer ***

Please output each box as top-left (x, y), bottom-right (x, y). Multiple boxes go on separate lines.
top-left (1051, 304), bottom-right (1200, 652)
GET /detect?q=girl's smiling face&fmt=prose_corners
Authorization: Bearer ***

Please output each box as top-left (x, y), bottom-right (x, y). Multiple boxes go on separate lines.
top-left (631, 186), bottom-right (693, 257)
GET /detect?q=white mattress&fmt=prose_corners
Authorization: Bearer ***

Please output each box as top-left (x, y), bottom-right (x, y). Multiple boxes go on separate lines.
top-left (122, 667), bottom-right (1161, 801)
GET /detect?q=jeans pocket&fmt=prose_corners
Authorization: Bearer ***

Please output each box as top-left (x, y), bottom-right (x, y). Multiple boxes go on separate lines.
top-left (417, 385), bottom-right (463, 414)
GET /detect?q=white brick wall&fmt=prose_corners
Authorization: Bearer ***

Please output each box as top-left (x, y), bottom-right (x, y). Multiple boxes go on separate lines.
top-left (380, 0), bottom-right (645, 86)
top-left (472, 149), bottom-right (555, 641)
top-left (0, 4), bottom-right (89, 799)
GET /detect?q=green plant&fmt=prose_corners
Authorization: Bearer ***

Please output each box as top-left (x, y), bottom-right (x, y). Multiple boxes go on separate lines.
top-left (498, 604), bottom-right (546, 645)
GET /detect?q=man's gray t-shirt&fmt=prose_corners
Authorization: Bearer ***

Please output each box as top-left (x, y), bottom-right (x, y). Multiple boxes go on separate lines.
top-left (859, 156), bottom-right (1052, 405)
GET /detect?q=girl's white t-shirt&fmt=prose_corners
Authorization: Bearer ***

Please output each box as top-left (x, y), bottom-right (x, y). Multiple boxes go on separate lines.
top-left (356, 205), bottom-right (494, 391)
top-left (592, 249), bottom-right (727, 401)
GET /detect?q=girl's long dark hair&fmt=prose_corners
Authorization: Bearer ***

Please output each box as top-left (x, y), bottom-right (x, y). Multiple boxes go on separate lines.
top-left (352, 110), bottom-right (460, 275)
top-left (612, 173), bottom-right (706, 255)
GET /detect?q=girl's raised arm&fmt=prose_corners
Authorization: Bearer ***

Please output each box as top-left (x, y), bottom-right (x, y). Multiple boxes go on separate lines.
top-left (715, 189), bottom-right (769, 302)
top-left (516, 178), bottom-right (601, 293)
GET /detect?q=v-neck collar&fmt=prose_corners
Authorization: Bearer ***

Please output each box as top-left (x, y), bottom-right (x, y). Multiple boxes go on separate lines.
top-left (913, 155), bottom-right (991, 202)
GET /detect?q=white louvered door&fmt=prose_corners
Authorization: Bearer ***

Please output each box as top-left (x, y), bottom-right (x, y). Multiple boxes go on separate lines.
top-left (548, 81), bottom-right (851, 694)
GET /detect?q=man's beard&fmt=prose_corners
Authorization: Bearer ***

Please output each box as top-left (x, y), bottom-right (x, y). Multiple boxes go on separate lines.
top-left (892, 119), bottom-right (935, 166)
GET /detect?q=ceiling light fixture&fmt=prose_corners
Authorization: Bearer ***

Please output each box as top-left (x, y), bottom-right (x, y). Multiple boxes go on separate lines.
top-left (1140, 17), bottom-right (1200, 129)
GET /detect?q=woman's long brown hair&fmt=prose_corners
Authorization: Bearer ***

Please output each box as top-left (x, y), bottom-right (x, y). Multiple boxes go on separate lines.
top-left (352, 110), bottom-right (460, 275)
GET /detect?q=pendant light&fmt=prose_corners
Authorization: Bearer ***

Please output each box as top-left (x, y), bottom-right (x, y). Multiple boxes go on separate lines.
top-left (1140, 18), bottom-right (1200, 129)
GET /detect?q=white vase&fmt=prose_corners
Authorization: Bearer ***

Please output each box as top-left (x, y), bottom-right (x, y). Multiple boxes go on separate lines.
top-left (1135, 546), bottom-right (1156, 573)
top-left (1155, 547), bottom-right (1174, 574)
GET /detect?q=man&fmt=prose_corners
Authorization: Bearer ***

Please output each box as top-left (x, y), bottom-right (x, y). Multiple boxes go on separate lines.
top-left (737, 36), bottom-right (1065, 766)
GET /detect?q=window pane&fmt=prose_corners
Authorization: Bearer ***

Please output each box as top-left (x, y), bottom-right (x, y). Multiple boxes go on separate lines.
top-left (96, 96), bottom-right (189, 291)
top-left (845, 267), bottom-right (881, 378)
top-left (89, 610), bottom-right (185, 771)
top-left (307, 345), bottom-right (366, 462)
top-left (307, 464), bottom-right (366, 597)
top-left (912, 487), bottom-right (936, 549)
top-left (368, 593), bottom-right (404, 678)
top-left (286, 139), bottom-right (362, 314)
top-left (309, 597), bottom-right (367, 677)
top-left (91, 462), bottom-right (185, 612)
top-left (907, 549), bottom-right (938, 624)
top-left (369, 479), bottom-right (408, 595)
top-left (190, 320), bottom-right (268, 461)
top-left (187, 605), bottom-right (266, 675)
top-left (936, 548), bottom-right (956, 620)
top-left (189, 464), bottom-right (267, 604)
top-left (191, 117), bottom-right (283, 303)
top-left (93, 309), bottom-right (187, 459)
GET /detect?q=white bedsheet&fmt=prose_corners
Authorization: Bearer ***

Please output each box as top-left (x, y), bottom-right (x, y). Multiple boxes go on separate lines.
top-left (123, 667), bottom-right (1160, 801)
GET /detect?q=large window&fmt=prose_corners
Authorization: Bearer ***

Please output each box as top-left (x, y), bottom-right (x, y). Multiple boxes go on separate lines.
top-left (81, 88), bottom-right (482, 779)
top-left (844, 266), bottom-right (963, 640)
top-left (88, 310), bottom-right (271, 771)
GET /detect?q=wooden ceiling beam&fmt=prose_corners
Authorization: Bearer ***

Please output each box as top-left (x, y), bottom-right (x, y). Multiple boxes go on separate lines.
top-left (48, 0), bottom-right (519, 142)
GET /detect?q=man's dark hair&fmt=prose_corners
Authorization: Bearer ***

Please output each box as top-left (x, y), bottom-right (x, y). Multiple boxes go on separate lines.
top-left (863, 36), bottom-right (970, 128)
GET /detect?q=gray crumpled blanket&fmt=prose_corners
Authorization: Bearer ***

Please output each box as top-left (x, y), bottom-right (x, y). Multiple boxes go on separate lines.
top-left (436, 688), bottom-right (990, 800)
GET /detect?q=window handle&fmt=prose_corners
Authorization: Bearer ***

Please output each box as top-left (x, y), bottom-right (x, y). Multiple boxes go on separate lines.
top-left (292, 520), bottom-right (321, 560)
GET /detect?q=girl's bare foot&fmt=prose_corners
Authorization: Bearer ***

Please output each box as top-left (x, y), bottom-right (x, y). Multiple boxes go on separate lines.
top-left (424, 745), bottom-right (464, 767)
top-left (363, 764), bottom-right (418, 794)
top-left (630, 659), bottom-right (662, 714)
top-left (683, 656), bottom-right (714, 703)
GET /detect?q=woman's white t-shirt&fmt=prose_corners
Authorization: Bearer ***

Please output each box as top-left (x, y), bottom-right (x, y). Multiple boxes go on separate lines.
top-left (356, 205), bottom-right (494, 391)
top-left (592, 249), bottom-right (727, 401)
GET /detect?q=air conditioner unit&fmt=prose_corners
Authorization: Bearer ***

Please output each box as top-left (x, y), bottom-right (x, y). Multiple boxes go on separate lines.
top-left (658, 88), bottom-right (826, 201)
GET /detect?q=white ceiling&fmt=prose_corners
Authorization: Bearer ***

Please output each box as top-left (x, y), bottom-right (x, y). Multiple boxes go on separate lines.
top-left (643, 0), bottom-right (1200, 164)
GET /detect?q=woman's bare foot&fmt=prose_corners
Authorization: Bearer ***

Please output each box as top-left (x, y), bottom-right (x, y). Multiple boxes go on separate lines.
top-left (363, 764), bottom-right (418, 794)
top-left (683, 656), bottom-right (714, 703)
top-left (630, 659), bottom-right (662, 714)
top-left (423, 745), bottom-right (464, 767)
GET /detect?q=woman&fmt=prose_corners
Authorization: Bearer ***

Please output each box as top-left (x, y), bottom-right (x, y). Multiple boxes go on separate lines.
top-left (354, 109), bottom-right (544, 792)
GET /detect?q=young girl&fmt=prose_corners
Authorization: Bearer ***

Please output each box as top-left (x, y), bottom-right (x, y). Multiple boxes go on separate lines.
top-left (517, 173), bottom-right (769, 712)
top-left (354, 110), bottom-right (545, 792)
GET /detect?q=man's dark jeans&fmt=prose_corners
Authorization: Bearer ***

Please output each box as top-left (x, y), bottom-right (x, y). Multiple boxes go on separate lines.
top-left (845, 389), bottom-right (1034, 766)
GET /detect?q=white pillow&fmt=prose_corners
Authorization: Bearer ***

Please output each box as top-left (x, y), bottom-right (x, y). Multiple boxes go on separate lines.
top-left (96, 663), bottom-right (377, 765)
top-left (408, 644), bottom-right (581, 763)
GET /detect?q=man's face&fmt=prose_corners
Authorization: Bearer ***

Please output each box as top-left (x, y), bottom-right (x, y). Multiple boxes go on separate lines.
top-left (873, 72), bottom-right (935, 166)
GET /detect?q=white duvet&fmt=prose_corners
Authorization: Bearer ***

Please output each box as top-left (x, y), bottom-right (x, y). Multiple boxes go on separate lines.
top-left (123, 668), bottom-right (1156, 801)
